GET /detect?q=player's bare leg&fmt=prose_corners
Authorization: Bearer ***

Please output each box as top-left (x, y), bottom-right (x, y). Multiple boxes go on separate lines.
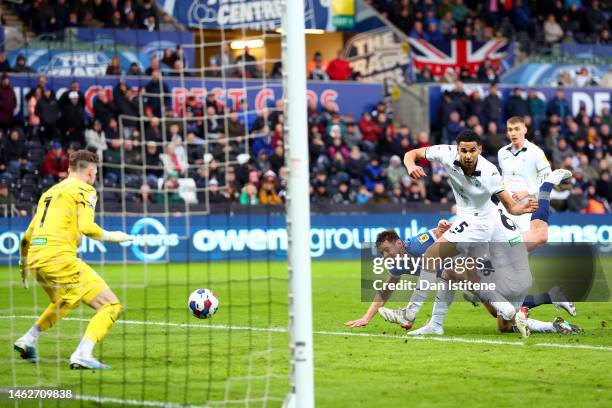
top-left (70, 290), bottom-right (123, 370)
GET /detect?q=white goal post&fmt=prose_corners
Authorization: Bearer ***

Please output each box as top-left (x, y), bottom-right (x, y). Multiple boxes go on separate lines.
top-left (282, 0), bottom-right (315, 407)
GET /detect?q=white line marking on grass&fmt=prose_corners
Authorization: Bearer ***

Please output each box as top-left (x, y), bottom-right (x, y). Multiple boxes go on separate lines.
top-left (73, 394), bottom-right (205, 408)
top-left (2, 315), bottom-right (611, 352)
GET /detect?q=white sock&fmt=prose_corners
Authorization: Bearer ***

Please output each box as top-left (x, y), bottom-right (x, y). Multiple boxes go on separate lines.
top-left (474, 289), bottom-right (516, 321)
top-left (406, 271), bottom-right (437, 317)
top-left (527, 318), bottom-right (556, 333)
top-left (22, 324), bottom-right (42, 346)
top-left (430, 279), bottom-right (455, 327)
top-left (75, 338), bottom-right (95, 358)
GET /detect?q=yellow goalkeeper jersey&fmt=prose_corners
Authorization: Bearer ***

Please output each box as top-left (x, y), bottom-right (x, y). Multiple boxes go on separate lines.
top-left (23, 177), bottom-right (104, 268)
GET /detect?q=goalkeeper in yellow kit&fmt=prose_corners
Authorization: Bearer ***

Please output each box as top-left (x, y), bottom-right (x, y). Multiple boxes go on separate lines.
top-left (14, 150), bottom-right (133, 370)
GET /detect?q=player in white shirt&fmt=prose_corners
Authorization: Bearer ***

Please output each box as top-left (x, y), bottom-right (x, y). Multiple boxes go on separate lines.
top-left (401, 130), bottom-right (538, 333)
top-left (497, 116), bottom-right (551, 231)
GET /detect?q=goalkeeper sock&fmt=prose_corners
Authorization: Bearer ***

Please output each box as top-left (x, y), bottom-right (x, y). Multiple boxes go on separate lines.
top-left (75, 338), bottom-right (95, 358)
top-left (406, 271), bottom-right (437, 317)
top-left (430, 278), bottom-right (455, 327)
top-left (522, 292), bottom-right (552, 309)
top-left (531, 182), bottom-right (553, 223)
top-left (82, 302), bottom-right (122, 348)
top-left (22, 324), bottom-right (42, 346)
top-left (36, 301), bottom-right (74, 332)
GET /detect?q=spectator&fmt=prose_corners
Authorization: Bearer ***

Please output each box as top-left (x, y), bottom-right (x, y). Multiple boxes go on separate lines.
top-left (309, 55), bottom-right (330, 81)
top-left (547, 89), bottom-right (570, 119)
top-left (128, 63), bottom-right (142, 76)
top-left (483, 84), bottom-right (502, 127)
top-left (484, 122), bottom-right (505, 159)
top-left (359, 112), bottom-right (382, 151)
top-left (0, 74), bottom-right (17, 132)
top-left (443, 111), bottom-right (464, 144)
top-left (405, 181), bottom-right (425, 202)
top-left (364, 158), bottom-right (385, 190)
top-left (355, 185), bottom-right (371, 204)
top-left (528, 89), bottom-right (546, 129)
top-left (41, 142), bottom-right (68, 182)
top-left (552, 138), bottom-right (576, 166)
top-left (326, 50), bottom-right (352, 81)
top-left (506, 88), bottom-right (529, 118)
top-left (451, 0), bottom-right (469, 23)
top-left (103, 138), bottom-right (123, 182)
top-left (59, 81), bottom-right (85, 110)
top-left (12, 55), bottom-right (34, 73)
top-left (36, 89), bottom-right (61, 144)
top-left (155, 174), bottom-right (184, 204)
top-left (0, 53), bottom-right (11, 72)
top-left (235, 46), bottom-right (258, 78)
top-left (307, 52), bottom-right (327, 77)
top-left (60, 91), bottom-right (86, 147)
top-left (371, 182), bottom-right (390, 204)
top-left (544, 14), bottom-right (564, 44)
top-left (106, 55), bottom-right (122, 76)
top-left (385, 155), bottom-right (407, 189)
top-left (93, 91), bottom-right (115, 129)
top-left (240, 182), bottom-right (259, 205)
top-left (409, 20), bottom-right (428, 39)
top-left (0, 179), bottom-right (16, 206)
top-left (426, 22), bottom-right (444, 42)
top-left (85, 120), bottom-right (107, 158)
top-left (331, 181), bottom-right (355, 204)
top-left (144, 70), bottom-right (170, 117)
top-left (258, 170), bottom-right (282, 205)
top-left (343, 121), bottom-right (362, 150)
top-left (425, 173), bottom-right (450, 203)
top-left (574, 67), bottom-right (594, 87)
top-left (4, 129), bottom-right (27, 176)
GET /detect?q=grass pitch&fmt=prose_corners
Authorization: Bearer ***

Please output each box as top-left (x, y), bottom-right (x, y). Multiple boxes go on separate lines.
top-left (0, 259), bottom-right (611, 407)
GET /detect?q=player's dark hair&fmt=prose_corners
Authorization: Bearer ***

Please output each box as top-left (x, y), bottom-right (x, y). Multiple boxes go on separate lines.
top-left (507, 116), bottom-right (525, 125)
top-left (69, 149), bottom-right (99, 171)
top-left (456, 130), bottom-right (482, 145)
top-left (375, 230), bottom-right (401, 249)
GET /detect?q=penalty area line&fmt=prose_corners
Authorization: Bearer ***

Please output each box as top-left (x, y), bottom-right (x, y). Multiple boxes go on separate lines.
top-left (1, 315), bottom-right (611, 352)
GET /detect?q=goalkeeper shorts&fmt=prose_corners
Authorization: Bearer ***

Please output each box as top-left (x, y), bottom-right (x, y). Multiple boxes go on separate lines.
top-left (34, 258), bottom-right (110, 307)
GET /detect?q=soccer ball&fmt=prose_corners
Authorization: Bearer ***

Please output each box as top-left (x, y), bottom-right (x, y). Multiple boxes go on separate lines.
top-left (188, 289), bottom-right (219, 319)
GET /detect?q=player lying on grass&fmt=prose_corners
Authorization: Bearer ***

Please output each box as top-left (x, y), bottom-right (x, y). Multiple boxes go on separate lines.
top-left (345, 170), bottom-right (581, 336)
top-left (15, 150), bottom-right (133, 370)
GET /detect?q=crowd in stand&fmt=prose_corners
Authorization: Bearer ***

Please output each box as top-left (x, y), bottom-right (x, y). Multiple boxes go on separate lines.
top-left (0, 54), bottom-right (609, 214)
top-left (12, 0), bottom-right (176, 33)
top-left (436, 80), bottom-right (611, 212)
top-left (370, 0), bottom-right (610, 47)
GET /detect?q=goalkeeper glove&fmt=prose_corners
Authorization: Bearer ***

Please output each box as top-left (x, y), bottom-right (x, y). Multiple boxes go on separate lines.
top-left (102, 231), bottom-right (135, 243)
top-left (19, 258), bottom-right (29, 289)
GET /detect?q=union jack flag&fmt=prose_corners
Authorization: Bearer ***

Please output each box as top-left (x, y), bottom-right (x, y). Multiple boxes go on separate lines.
top-left (407, 38), bottom-right (513, 78)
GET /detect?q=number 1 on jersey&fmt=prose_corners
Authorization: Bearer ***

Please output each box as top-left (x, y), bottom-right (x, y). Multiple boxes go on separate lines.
top-left (40, 197), bottom-right (52, 227)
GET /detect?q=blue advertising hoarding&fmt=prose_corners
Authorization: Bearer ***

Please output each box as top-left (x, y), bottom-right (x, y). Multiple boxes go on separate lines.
top-left (0, 213), bottom-right (609, 264)
top-left (428, 84), bottom-right (611, 126)
top-left (6, 28), bottom-right (195, 77)
top-left (7, 74), bottom-right (383, 120)
top-left (158, 0), bottom-right (385, 32)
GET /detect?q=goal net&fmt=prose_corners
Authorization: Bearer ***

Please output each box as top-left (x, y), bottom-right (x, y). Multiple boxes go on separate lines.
top-left (1, 1), bottom-right (312, 406)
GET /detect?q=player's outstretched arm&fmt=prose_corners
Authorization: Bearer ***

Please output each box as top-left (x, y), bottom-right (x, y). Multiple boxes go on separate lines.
top-left (345, 275), bottom-right (400, 327)
top-left (403, 148), bottom-right (428, 180)
top-left (77, 201), bottom-right (133, 243)
top-left (19, 220), bottom-right (34, 289)
top-left (496, 190), bottom-right (538, 216)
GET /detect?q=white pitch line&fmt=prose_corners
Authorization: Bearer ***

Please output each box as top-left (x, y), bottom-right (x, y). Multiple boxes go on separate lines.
top-left (1, 315), bottom-right (611, 352)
